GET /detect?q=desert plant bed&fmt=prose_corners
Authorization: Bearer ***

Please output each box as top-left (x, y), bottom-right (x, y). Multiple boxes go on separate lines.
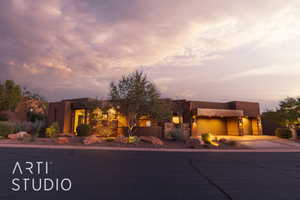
top-left (0, 137), bottom-right (248, 149)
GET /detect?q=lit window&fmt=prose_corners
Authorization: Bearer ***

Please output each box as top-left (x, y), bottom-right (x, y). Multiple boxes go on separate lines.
top-left (146, 120), bottom-right (151, 127)
top-left (172, 116), bottom-right (180, 124)
top-left (74, 109), bottom-right (86, 134)
top-left (102, 113), bottom-right (108, 120)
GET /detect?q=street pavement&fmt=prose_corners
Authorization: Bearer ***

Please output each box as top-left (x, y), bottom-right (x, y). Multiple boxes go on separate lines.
top-left (0, 147), bottom-right (300, 200)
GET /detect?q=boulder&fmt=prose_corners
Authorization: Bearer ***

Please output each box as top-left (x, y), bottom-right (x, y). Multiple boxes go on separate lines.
top-left (17, 132), bottom-right (31, 139)
top-left (185, 137), bottom-right (204, 148)
top-left (115, 135), bottom-right (128, 144)
top-left (83, 135), bottom-right (103, 145)
top-left (58, 133), bottom-right (75, 138)
top-left (151, 136), bottom-right (164, 146)
top-left (8, 132), bottom-right (31, 140)
top-left (57, 137), bottom-right (70, 144)
top-left (139, 136), bottom-right (164, 146)
top-left (8, 134), bottom-right (18, 140)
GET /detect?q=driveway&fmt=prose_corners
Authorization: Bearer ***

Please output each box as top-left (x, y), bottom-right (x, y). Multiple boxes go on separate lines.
top-left (216, 135), bottom-right (300, 149)
top-left (1, 147), bottom-right (300, 200)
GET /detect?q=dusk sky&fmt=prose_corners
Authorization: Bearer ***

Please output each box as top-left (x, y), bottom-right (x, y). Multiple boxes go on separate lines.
top-left (1, 0), bottom-right (299, 110)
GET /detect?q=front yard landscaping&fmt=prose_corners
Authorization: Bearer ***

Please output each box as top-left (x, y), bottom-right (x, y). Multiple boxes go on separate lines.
top-left (0, 119), bottom-right (246, 150)
top-left (0, 131), bottom-right (247, 149)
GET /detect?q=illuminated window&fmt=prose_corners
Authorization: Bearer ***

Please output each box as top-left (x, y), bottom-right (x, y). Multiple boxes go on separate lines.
top-left (108, 108), bottom-right (117, 120)
top-left (74, 109), bottom-right (86, 134)
top-left (145, 120), bottom-right (151, 127)
top-left (102, 113), bottom-right (108, 120)
top-left (172, 116), bottom-right (180, 124)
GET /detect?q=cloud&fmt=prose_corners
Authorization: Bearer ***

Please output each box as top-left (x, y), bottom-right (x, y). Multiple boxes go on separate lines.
top-left (0, 0), bottom-right (299, 108)
top-left (220, 64), bottom-right (300, 81)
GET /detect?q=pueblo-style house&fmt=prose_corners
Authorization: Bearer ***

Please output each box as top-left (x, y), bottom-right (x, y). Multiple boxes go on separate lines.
top-left (48, 98), bottom-right (262, 137)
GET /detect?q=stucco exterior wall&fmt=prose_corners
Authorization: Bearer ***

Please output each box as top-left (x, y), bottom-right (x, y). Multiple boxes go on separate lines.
top-left (48, 98), bottom-right (262, 137)
top-left (48, 101), bottom-right (72, 133)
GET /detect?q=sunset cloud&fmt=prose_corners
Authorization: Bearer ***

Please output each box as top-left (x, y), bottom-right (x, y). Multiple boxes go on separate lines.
top-left (0, 0), bottom-right (299, 109)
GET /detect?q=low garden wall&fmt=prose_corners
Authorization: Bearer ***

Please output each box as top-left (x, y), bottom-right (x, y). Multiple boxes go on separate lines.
top-left (120, 126), bottom-right (163, 138)
top-left (164, 122), bottom-right (190, 139)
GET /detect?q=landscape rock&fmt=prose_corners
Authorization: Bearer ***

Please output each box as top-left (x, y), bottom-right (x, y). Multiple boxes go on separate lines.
top-left (8, 132), bottom-right (31, 140)
top-left (58, 133), bottom-right (75, 138)
top-left (139, 136), bottom-right (164, 146)
top-left (83, 135), bottom-right (103, 145)
top-left (57, 137), bottom-right (70, 144)
top-left (8, 134), bottom-right (17, 140)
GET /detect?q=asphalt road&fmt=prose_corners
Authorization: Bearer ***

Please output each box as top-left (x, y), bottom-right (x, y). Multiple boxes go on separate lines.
top-left (1, 148), bottom-right (300, 200)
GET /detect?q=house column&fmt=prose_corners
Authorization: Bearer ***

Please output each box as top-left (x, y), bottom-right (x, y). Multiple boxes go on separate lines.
top-left (238, 117), bottom-right (244, 136)
top-left (191, 116), bottom-right (198, 137)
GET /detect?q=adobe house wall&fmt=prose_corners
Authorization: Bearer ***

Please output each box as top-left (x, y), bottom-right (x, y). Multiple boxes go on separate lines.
top-left (48, 101), bottom-right (72, 133)
top-left (0, 98), bottom-right (45, 122)
top-left (48, 98), bottom-right (262, 136)
top-left (189, 101), bottom-right (230, 110)
top-left (229, 101), bottom-right (260, 117)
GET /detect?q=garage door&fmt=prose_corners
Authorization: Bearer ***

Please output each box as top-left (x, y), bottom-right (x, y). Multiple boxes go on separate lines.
top-left (242, 118), bottom-right (252, 135)
top-left (196, 118), bottom-right (227, 136)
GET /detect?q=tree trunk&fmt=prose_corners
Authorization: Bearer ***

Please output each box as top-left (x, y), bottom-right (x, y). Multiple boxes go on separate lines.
top-left (290, 127), bottom-right (297, 139)
top-left (127, 113), bottom-right (137, 136)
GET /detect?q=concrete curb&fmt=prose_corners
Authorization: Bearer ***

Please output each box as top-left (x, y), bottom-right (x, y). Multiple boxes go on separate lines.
top-left (1, 143), bottom-right (300, 152)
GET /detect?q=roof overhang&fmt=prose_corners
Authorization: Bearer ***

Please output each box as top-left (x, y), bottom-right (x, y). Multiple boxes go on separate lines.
top-left (195, 108), bottom-right (244, 118)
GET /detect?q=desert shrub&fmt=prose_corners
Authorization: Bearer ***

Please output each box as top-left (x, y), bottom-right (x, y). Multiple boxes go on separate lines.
top-left (0, 122), bottom-right (13, 138)
top-left (94, 126), bottom-right (114, 137)
top-left (201, 133), bottom-right (213, 144)
top-left (0, 113), bottom-right (8, 121)
top-left (12, 122), bottom-right (33, 133)
top-left (168, 128), bottom-right (185, 140)
top-left (128, 135), bottom-right (139, 144)
top-left (76, 124), bottom-right (91, 136)
top-left (275, 128), bottom-right (292, 139)
top-left (46, 122), bottom-right (60, 138)
top-left (27, 111), bottom-right (46, 122)
top-left (31, 120), bottom-right (45, 136)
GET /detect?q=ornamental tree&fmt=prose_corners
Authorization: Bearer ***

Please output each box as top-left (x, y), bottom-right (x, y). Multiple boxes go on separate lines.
top-left (262, 97), bottom-right (300, 138)
top-left (0, 80), bottom-right (22, 111)
top-left (109, 71), bottom-right (172, 135)
top-left (278, 97), bottom-right (300, 128)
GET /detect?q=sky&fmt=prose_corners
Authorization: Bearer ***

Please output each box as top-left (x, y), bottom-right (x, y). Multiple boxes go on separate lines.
top-left (0, 0), bottom-right (300, 111)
